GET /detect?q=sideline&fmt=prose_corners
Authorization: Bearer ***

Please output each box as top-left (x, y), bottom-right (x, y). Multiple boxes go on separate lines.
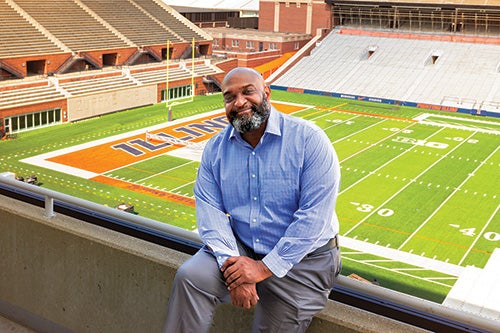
top-left (340, 236), bottom-right (464, 276)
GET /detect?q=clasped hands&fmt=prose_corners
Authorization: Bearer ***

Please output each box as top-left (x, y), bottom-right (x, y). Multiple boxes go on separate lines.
top-left (221, 256), bottom-right (273, 309)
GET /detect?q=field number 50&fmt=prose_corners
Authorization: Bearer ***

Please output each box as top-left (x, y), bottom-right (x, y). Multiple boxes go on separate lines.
top-left (351, 202), bottom-right (394, 217)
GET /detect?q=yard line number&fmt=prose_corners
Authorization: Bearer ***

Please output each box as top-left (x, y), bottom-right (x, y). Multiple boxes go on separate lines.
top-left (350, 202), bottom-right (394, 217)
top-left (449, 224), bottom-right (500, 242)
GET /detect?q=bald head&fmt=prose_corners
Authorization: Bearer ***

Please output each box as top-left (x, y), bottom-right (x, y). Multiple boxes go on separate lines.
top-left (222, 67), bottom-right (265, 92)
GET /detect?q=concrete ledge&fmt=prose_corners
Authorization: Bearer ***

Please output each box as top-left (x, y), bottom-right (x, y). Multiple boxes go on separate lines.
top-left (0, 194), bottom-right (429, 332)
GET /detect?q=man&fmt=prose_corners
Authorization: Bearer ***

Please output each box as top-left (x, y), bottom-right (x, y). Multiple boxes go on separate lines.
top-left (163, 67), bottom-right (341, 332)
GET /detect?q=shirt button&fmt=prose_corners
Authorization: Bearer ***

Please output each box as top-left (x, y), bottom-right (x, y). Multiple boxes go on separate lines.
top-left (252, 218), bottom-right (256, 223)
top-left (256, 239), bottom-right (260, 243)
top-left (253, 196), bottom-right (257, 201)
top-left (251, 174), bottom-right (256, 178)
top-left (251, 151), bottom-right (255, 155)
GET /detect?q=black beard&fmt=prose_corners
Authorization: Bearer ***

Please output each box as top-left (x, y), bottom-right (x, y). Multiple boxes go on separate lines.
top-left (229, 95), bottom-right (270, 134)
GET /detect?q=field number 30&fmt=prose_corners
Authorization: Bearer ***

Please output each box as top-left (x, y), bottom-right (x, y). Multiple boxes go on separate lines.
top-left (351, 203), bottom-right (394, 217)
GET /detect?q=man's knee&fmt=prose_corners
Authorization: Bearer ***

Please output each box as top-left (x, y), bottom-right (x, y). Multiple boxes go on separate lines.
top-left (174, 250), bottom-right (222, 288)
top-left (174, 257), bottom-right (206, 286)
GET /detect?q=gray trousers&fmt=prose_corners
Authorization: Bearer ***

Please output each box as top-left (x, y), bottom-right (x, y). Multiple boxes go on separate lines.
top-left (163, 242), bottom-right (341, 333)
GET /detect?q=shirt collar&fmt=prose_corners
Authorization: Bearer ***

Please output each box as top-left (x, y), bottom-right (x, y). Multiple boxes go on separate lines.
top-left (229, 106), bottom-right (281, 140)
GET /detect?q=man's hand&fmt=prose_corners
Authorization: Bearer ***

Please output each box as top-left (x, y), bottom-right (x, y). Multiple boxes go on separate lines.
top-left (229, 283), bottom-right (259, 309)
top-left (221, 256), bottom-right (273, 291)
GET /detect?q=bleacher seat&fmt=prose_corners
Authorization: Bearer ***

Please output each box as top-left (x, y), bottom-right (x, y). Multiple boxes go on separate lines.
top-left (0, 1), bottom-right (64, 58)
top-left (14, 0), bottom-right (129, 51)
top-left (0, 84), bottom-right (65, 109)
top-left (273, 31), bottom-right (500, 110)
top-left (80, 0), bottom-right (182, 45)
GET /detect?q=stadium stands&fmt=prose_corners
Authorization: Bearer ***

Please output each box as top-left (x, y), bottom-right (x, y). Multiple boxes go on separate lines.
top-left (59, 74), bottom-right (137, 96)
top-left (0, 84), bottom-right (65, 110)
top-left (131, 65), bottom-right (191, 85)
top-left (272, 29), bottom-right (500, 114)
top-left (80, 0), bottom-right (183, 46)
top-left (0, 1), bottom-right (64, 58)
top-left (0, 61), bottom-right (221, 112)
top-left (133, 0), bottom-right (208, 42)
top-left (13, 0), bottom-right (130, 51)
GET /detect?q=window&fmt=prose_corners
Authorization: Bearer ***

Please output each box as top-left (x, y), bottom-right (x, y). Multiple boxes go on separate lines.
top-left (232, 40), bottom-right (240, 47)
top-left (162, 84), bottom-right (193, 101)
top-left (246, 41), bottom-right (254, 49)
top-left (5, 108), bottom-right (61, 133)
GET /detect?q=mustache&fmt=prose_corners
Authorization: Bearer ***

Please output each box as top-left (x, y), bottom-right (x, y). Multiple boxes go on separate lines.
top-left (230, 104), bottom-right (258, 117)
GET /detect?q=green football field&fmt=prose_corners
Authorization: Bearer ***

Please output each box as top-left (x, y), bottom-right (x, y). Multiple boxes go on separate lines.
top-left (1, 91), bottom-right (499, 303)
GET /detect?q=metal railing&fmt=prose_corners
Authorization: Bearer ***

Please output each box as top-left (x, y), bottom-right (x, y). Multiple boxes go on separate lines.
top-left (0, 172), bottom-right (498, 333)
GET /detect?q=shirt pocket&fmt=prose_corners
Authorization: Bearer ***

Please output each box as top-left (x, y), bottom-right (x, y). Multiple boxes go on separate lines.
top-left (261, 171), bottom-right (299, 208)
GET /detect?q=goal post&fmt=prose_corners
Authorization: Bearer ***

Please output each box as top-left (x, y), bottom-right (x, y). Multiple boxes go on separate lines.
top-left (165, 38), bottom-right (195, 111)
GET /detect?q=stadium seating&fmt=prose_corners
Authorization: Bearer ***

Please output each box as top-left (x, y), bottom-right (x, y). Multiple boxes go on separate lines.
top-left (132, 0), bottom-right (207, 42)
top-left (273, 30), bottom-right (500, 112)
top-left (59, 74), bottom-right (137, 96)
top-left (130, 62), bottom-right (220, 85)
top-left (0, 1), bottom-right (64, 58)
top-left (80, 0), bottom-right (182, 45)
top-left (0, 62), bottom-right (220, 109)
top-left (0, 84), bottom-right (65, 109)
top-left (13, 0), bottom-right (129, 51)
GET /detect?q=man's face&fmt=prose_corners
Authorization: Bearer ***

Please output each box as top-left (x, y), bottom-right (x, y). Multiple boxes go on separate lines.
top-left (222, 71), bottom-right (271, 134)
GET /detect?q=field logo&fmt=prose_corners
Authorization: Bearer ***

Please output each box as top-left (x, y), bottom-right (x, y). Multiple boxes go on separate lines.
top-left (112, 116), bottom-right (228, 157)
top-left (393, 136), bottom-right (448, 149)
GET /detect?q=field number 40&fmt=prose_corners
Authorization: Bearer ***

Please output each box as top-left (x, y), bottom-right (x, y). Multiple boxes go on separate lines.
top-left (351, 202), bottom-right (394, 217)
top-left (459, 227), bottom-right (500, 241)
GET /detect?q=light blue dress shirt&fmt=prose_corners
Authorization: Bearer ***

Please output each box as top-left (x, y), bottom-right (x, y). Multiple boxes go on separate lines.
top-left (194, 108), bottom-right (340, 278)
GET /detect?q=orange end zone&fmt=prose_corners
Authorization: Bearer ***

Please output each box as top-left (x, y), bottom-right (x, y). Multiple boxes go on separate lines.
top-left (93, 175), bottom-right (195, 208)
top-left (47, 112), bottom-right (227, 174)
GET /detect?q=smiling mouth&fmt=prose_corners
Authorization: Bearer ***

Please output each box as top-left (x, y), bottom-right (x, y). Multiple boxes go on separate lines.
top-left (233, 108), bottom-right (252, 118)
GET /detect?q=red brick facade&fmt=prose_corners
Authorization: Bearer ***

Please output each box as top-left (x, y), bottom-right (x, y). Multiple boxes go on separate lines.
top-left (259, 1), bottom-right (332, 34)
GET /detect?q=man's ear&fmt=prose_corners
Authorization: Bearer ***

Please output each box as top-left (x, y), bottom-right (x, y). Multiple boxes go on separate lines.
top-left (264, 85), bottom-right (271, 101)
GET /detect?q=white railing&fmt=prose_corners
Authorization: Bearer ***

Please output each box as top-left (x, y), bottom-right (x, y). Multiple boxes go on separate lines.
top-left (0, 172), bottom-right (200, 244)
top-left (0, 171), bottom-right (498, 332)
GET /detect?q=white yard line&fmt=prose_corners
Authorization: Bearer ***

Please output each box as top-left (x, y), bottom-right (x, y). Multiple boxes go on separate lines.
top-left (135, 160), bottom-right (196, 183)
top-left (458, 203), bottom-right (500, 266)
top-left (344, 130), bottom-right (478, 237)
top-left (341, 236), bottom-right (463, 276)
top-left (339, 127), bottom-right (445, 195)
top-left (332, 117), bottom-right (385, 144)
top-left (18, 157), bottom-right (99, 179)
top-left (339, 122), bottom-right (417, 164)
top-left (342, 253), bottom-right (457, 287)
top-left (414, 113), bottom-right (500, 135)
top-left (397, 131), bottom-right (483, 250)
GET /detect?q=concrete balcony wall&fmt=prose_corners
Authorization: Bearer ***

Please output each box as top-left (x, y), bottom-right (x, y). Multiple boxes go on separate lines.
top-left (0, 194), bottom-right (429, 333)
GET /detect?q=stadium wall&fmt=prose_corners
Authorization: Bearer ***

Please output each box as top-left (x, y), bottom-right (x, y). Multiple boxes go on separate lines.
top-left (1, 53), bottom-right (72, 78)
top-left (67, 85), bottom-right (157, 122)
top-left (77, 48), bottom-right (139, 68)
top-left (0, 194), bottom-right (430, 333)
top-left (270, 85), bottom-right (500, 118)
